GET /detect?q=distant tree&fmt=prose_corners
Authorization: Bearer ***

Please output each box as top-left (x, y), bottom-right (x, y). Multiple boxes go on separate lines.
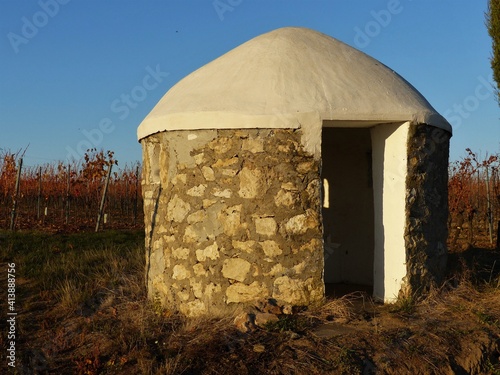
top-left (487, 0), bottom-right (500, 103)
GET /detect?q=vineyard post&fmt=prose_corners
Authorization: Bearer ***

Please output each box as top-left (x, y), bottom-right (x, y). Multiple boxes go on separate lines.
top-left (65, 164), bottom-right (70, 225)
top-left (37, 166), bottom-right (42, 220)
top-left (485, 164), bottom-right (493, 244)
top-left (95, 163), bottom-right (112, 232)
top-left (494, 167), bottom-right (499, 248)
top-left (494, 167), bottom-right (499, 221)
top-left (477, 168), bottom-right (481, 212)
top-left (493, 167), bottom-right (500, 250)
top-left (9, 158), bottom-right (23, 231)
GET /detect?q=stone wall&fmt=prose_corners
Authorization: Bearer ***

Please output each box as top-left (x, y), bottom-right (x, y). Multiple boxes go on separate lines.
top-left (141, 129), bottom-right (324, 316)
top-left (403, 124), bottom-right (451, 297)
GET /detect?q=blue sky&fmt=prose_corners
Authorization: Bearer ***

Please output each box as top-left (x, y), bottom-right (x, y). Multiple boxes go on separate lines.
top-left (0, 0), bottom-right (498, 168)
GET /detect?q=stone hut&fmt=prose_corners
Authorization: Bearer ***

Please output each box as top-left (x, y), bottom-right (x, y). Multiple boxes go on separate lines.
top-left (137, 27), bottom-right (452, 317)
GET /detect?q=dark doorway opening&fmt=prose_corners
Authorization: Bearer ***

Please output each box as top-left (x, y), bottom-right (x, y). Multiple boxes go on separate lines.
top-left (322, 127), bottom-right (375, 297)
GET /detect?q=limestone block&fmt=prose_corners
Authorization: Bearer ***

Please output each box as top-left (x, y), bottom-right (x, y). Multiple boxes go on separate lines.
top-left (274, 189), bottom-right (294, 207)
top-left (218, 205), bottom-right (242, 236)
top-left (204, 283), bottom-right (221, 300)
top-left (172, 174), bottom-right (187, 185)
top-left (193, 263), bottom-right (208, 276)
top-left (254, 217), bottom-right (277, 236)
top-left (152, 277), bottom-right (173, 301)
top-left (220, 177), bottom-right (236, 185)
top-left (167, 194), bottom-right (191, 222)
top-left (212, 157), bottom-right (238, 168)
top-left (259, 240), bottom-right (283, 257)
top-left (284, 209), bottom-right (319, 235)
top-left (187, 184), bottom-right (207, 197)
top-left (232, 240), bottom-right (256, 253)
top-left (180, 300), bottom-right (206, 317)
top-left (177, 289), bottom-right (190, 301)
top-left (153, 238), bottom-right (163, 250)
top-left (212, 188), bottom-right (232, 198)
top-left (172, 265), bottom-right (191, 280)
top-left (242, 138), bottom-right (264, 153)
top-left (234, 312), bottom-right (256, 333)
top-left (196, 242), bottom-right (220, 261)
top-left (226, 281), bottom-right (268, 303)
top-left (272, 276), bottom-right (309, 305)
top-left (193, 152), bottom-right (205, 165)
top-left (284, 214), bottom-right (307, 235)
top-left (293, 261), bottom-right (306, 274)
top-left (254, 298), bottom-right (283, 315)
top-left (282, 305), bottom-right (293, 315)
top-left (183, 226), bottom-right (199, 243)
top-left (209, 137), bottom-right (233, 154)
top-left (252, 265), bottom-right (260, 277)
top-left (278, 144), bottom-right (291, 153)
top-left (187, 210), bottom-right (207, 224)
top-left (281, 182), bottom-right (298, 191)
top-left (150, 248), bottom-right (165, 278)
top-left (191, 281), bottom-right (204, 299)
top-left (238, 167), bottom-right (263, 198)
top-left (203, 199), bottom-right (217, 208)
top-left (172, 247), bottom-right (190, 260)
top-left (202, 166), bottom-right (216, 181)
top-left (164, 235), bottom-right (176, 243)
top-left (254, 312), bottom-right (279, 327)
top-left (222, 169), bottom-right (238, 177)
top-left (234, 130), bottom-right (250, 139)
top-left (306, 179), bottom-right (320, 201)
top-left (222, 258), bottom-right (251, 282)
top-left (299, 238), bottom-right (322, 253)
top-left (305, 277), bottom-right (324, 304)
top-left (265, 263), bottom-right (284, 276)
top-left (296, 160), bottom-right (316, 174)
top-left (164, 254), bottom-right (171, 269)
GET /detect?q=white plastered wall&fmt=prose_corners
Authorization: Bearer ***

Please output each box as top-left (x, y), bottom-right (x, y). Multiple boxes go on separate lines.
top-left (371, 122), bottom-right (409, 302)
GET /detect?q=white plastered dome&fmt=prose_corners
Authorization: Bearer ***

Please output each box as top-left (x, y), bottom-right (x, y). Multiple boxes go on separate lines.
top-left (137, 27), bottom-right (451, 141)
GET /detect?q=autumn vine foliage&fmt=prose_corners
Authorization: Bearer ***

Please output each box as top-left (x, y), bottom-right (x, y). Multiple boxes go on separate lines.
top-left (448, 148), bottom-right (499, 247)
top-left (0, 148), bottom-right (142, 231)
top-left (1, 146), bottom-right (499, 245)
top-left (82, 149), bottom-right (117, 181)
top-left (0, 151), bottom-right (17, 199)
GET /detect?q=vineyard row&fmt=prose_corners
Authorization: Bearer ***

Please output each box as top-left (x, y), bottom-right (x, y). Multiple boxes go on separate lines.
top-left (1, 149), bottom-right (499, 248)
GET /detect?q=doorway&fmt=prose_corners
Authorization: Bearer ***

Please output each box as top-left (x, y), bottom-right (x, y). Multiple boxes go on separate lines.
top-left (321, 127), bottom-right (374, 295)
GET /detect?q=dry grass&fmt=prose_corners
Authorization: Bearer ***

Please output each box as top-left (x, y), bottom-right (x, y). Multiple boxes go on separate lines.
top-left (311, 292), bottom-right (360, 321)
top-left (0, 231), bottom-right (499, 374)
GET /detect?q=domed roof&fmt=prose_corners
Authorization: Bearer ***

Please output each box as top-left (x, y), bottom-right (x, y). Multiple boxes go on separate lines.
top-left (137, 27), bottom-right (451, 140)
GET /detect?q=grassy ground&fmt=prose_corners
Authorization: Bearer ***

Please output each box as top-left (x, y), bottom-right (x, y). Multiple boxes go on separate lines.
top-left (0, 230), bottom-right (499, 374)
